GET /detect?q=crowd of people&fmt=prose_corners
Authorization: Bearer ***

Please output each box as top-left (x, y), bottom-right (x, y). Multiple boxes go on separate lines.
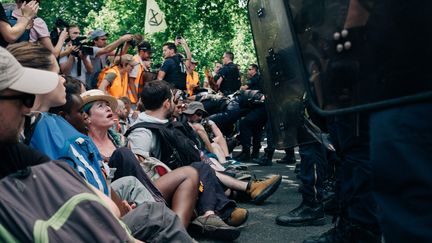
top-left (0, 1), bottom-right (285, 242)
top-left (2, 1), bottom-right (431, 243)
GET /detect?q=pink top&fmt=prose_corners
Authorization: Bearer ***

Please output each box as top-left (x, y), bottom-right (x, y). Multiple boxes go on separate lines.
top-left (12, 9), bottom-right (50, 42)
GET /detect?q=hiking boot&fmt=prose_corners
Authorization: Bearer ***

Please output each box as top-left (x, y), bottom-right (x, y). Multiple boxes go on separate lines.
top-left (235, 149), bottom-right (251, 162)
top-left (224, 207), bottom-right (249, 226)
top-left (303, 218), bottom-right (381, 243)
top-left (254, 150), bottom-right (274, 166)
top-left (276, 201), bottom-right (326, 226)
top-left (247, 175), bottom-right (282, 204)
top-left (189, 214), bottom-right (240, 241)
top-left (276, 154), bottom-right (296, 164)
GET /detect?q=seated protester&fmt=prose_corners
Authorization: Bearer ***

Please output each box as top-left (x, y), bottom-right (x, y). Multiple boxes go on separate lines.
top-left (114, 98), bottom-right (128, 134)
top-left (127, 81), bottom-right (282, 209)
top-left (98, 54), bottom-right (137, 99)
top-left (59, 25), bottom-right (93, 87)
top-left (0, 1), bottom-right (37, 47)
top-left (0, 47), bottom-right (142, 243)
top-left (182, 101), bottom-right (238, 166)
top-left (186, 58), bottom-right (200, 96)
top-left (8, 43), bottom-right (194, 242)
top-left (81, 89), bottom-right (200, 228)
top-left (13, 0), bottom-right (68, 57)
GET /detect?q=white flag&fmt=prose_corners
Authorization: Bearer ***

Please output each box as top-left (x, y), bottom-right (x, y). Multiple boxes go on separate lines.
top-left (145, 0), bottom-right (167, 34)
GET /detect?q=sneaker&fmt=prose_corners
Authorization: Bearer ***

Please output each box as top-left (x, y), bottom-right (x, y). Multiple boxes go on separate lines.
top-left (225, 207), bottom-right (249, 226)
top-left (189, 214), bottom-right (240, 241)
top-left (247, 175), bottom-right (282, 204)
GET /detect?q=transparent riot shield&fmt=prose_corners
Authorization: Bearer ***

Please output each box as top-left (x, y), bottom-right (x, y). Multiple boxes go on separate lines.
top-left (248, 0), bottom-right (315, 149)
top-left (255, 0), bottom-right (432, 116)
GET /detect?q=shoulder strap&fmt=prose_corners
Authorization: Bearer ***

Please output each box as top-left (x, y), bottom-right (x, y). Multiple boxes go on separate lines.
top-left (124, 121), bottom-right (165, 137)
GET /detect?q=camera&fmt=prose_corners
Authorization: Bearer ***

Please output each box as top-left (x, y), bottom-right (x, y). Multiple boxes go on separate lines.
top-left (126, 34), bottom-right (143, 49)
top-left (65, 36), bottom-right (94, 57)
top-left (50, 18), bottom-right (70, 46)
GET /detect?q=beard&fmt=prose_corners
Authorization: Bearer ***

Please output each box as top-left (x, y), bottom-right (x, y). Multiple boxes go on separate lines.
top-left (164, 105), bottom-right (175, 119)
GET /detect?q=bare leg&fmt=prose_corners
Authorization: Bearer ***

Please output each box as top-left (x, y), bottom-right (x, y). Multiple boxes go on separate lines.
top-left (215, 171), bottom-right (248, 191)
top-left (155, 166), bottom-right (199, 227)
top-left (213, 135), bottom-right (229, 156)
top-left (211, 142), bottom-right (227, 164)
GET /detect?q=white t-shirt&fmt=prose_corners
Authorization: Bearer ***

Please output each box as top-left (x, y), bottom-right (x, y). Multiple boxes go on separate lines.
top-left (59, 47), bottom-right (91, 84)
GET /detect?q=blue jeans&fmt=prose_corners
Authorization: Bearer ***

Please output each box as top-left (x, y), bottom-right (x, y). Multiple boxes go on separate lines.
top-left (370, 101), bottom-right (432, 242)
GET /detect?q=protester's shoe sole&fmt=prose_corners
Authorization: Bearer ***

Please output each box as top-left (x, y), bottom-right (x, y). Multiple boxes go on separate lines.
top-left (188, 223), bottom-right (240, 241)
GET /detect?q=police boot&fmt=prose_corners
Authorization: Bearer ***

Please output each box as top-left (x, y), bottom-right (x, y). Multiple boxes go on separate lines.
top-left (276, 200), bottom-right (326, 226)
top-left (303, 217), bottom-right (381, 243)
top-left (254, 150), bottom-right (274, 166)
top-left (251, 147), bottom-right (260, 159)
top-left (235, 148), bottom-right (251, 162)
top-left (276, 153), bottom-right (296, 164)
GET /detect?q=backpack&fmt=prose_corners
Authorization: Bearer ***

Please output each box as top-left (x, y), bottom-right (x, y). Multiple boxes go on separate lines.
top-left (124, 121), bottom-right (201, 170)
top-left (5, 9), bottom-right (30, 42)
top-left (0, 161), bottom-right (133, 242)
top-left (24, 113), bottom-right (109, 195)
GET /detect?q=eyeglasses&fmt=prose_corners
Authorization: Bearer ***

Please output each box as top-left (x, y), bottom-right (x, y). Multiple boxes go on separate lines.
top-left (195, 110), bottom-right (204, 117)
top-left (0, 93), bottom-right (36, 108)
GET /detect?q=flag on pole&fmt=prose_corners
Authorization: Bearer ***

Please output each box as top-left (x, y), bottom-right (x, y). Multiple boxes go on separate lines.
top-left (145, 0), bottom-right (167, 34)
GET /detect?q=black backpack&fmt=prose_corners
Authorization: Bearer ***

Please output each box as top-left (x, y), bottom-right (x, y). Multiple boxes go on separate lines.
top-left (125, 121), bottom-right (201, 170)
top-left (5, 9), bottom-right (30, 43)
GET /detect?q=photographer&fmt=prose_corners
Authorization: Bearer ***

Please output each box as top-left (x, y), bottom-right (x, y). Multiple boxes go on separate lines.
top-left (88, 29), bottom-right (134, 89)
top-left (12, 0), bottom-right (67, 57)
top-left (59, 24), bottom-right (93, 86)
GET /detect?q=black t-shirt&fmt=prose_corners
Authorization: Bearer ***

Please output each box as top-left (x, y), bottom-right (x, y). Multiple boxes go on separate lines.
top-left (0, 4), bottom-right (10, 48)
top-left (246, 74), bottom-right (261, 91)
top-left (215, 62), bottom-right (240, 94)
top-left (160, 54), bottom-right (187, 90)
top-left (0, 143), bottom-right (51, 179)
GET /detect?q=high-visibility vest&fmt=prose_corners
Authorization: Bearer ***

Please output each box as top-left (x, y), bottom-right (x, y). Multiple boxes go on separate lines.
top-left (103, 66), bottom-right (128, 98)
top-left (128, 56), bottom-right (145, 104)
top-left (186, 71), bottom-right (199, 96)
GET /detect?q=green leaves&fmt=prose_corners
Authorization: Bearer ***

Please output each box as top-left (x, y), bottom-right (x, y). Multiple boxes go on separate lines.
top-left (34, 0), bottom-right (257, 77)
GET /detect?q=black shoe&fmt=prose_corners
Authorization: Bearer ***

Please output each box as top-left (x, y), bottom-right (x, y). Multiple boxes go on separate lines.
top-left (254, 152), bottom-right (273, 166)
top-left (276, 201), bottom-right (326, 226)
top-left (251, 148), bottom-right (260, 159)
top-left (303, 218), bottom-right (381, 243)
top-left (276, 154), bottom-right (296, 164)
top-left (235, 150), bottom-right (251, 162)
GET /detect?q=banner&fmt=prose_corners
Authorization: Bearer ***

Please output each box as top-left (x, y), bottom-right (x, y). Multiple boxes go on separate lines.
top-left (145, 0), bottom-right (167, 34)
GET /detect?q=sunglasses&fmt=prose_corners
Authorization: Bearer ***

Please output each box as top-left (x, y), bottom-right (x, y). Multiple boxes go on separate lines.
top-left (0, 93), bottom-right (36, 108)
top-left (195, 110), bottom-right (204, 117)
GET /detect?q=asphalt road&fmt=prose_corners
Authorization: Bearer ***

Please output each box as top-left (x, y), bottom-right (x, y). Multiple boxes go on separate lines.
top-left (196, 148), bottom-right (332, 243)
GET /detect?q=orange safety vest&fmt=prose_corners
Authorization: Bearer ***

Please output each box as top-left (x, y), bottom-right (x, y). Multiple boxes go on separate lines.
top-left (127, 56), bottom-right (145, 104)
top-left (186, 71), bottom-right (199, 96)
top-left (103, 66), bottom-right (128, 98)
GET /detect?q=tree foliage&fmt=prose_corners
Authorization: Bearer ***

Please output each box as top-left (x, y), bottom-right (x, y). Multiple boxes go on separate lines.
top-left (2, 0), bottom-right (256, 78)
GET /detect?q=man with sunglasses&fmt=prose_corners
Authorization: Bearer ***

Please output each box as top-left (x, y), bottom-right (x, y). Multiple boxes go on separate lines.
top-left (240, 64), bottom-right (261, 91)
